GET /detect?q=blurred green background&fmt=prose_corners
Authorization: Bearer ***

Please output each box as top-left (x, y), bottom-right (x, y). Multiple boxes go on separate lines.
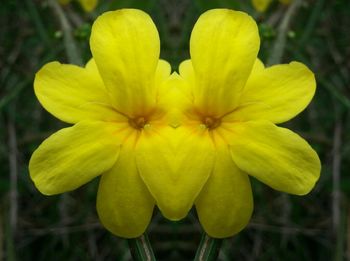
top-left (0, 0), bottom-right (349, 260)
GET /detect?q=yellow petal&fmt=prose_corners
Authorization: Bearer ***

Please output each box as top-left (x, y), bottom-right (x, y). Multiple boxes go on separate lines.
top-left (251, 58), bottom-right (265, 73)
top-left (224, 62), bottom-right (316, 124)
top-left (136, 125), bottom-right (215, 220)
top-left (155, 59), bottom-right (172, 95)
top-left (196, 135), bottom-right (253, 238)
top-left (178, 59), bottom-right (195, 100)
top-left (190, 9), bottom-right (260, 116)
top-left (252, 0), bottom-right (273, 12)
top-left (78, 0), bottom-right (97, 12)
top-left (153, 60), bottom-right (173, 120)
top-left (29, 121), bottom-right (126, 195)
top-left (220, 121), bottom-right (321, 195)
top-left (97, 135), bottom-right (155, 238)
top-left (34, 60), bottom-right (125, 124)
top-left (90, 9), bottom-right (160, 117)
top-left (157, 73), bottom-right (192, 128)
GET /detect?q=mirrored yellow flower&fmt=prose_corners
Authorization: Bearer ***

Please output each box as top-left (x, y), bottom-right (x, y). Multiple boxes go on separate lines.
top-left (171, 9), bottom-right (320, 238)
top-left (30, 9), bottom-right (173, 238)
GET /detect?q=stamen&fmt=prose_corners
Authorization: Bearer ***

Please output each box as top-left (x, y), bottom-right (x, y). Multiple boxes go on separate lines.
top-left (136, 117), bottom-right (145, 127)
top-left (204, 117), bottom-right (214, 127)
top-left (129, 116), bottom-right (148, 130)
top-left (202, 116), bottom-right (221, 130)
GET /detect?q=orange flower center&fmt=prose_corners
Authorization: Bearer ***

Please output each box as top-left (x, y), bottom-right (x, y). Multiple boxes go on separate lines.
top-left (129, 116), bottom-right (148, 129)
top-left (202, 116), bottom-right (221, 130)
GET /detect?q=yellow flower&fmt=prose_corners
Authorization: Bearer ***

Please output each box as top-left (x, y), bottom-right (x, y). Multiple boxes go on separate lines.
top-left (173, 9), bottom-right (320, 238)
top-left (29, 9), bottom-right (173, 238)
top-left (59, 0), bottom-right (98, 12)
top-left (252, 0), bottom-right (292, 12)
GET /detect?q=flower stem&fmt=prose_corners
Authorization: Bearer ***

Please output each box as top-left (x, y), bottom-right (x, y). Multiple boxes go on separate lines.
top-left (48, 0), bottom-right (83, 65)
top-left (267, 0), bottom-right (302, 65)
top-left (194, 233), bottom-right (223, 261)
top-left (128, 234), bottom-right (156, 261)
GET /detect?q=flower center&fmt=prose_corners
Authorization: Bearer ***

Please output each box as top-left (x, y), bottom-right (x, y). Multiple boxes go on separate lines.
top-left (202, 116), bottom-right (221, 130)
top-left (129, 116), bottom-right (149, 130)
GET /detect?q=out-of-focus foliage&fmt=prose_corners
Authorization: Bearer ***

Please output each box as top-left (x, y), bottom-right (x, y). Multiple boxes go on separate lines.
top-left (0, 0), bottom-right (349, 260)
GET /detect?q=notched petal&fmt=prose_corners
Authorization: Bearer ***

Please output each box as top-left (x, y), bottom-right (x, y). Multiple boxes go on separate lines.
top-left (136, 126), bottom-right (215, 220)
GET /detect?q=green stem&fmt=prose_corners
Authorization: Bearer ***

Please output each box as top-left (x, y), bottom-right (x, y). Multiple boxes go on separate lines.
top-left (128, 234), bottom-right (156, 261)
top-left (194, 233), bottom-right (223, 261)
top-left (267, 0), bottom-right (302, 65)
top-left (48, 0), bottom-right (83, 65)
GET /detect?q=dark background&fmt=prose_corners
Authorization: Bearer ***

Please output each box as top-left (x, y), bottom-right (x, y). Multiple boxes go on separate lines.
top-left (0, 0), bottom-right (349, 260)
